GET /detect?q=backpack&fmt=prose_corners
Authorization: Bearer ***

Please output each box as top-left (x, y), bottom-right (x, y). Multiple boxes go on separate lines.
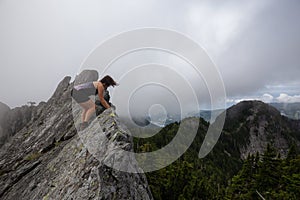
top-left (95, 90), bottom-right (111, 115)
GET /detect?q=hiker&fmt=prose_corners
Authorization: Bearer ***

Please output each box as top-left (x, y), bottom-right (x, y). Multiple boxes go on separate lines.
top-left (71, 75), bottom-right (118, 130)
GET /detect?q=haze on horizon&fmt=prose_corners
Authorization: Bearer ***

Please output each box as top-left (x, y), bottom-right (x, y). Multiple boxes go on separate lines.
top-left (1, 0), bottom-right (299, 115)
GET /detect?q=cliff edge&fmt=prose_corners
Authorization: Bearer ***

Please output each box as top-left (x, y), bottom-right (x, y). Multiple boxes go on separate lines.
top-left (0, 73), bottom-right (153, 200)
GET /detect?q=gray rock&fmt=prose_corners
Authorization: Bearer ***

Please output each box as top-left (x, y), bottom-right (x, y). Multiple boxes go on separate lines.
top-left (74, 69), bottom-right (99, 85)
top-left (0, 77), bottom-right (72, 148)
top-left (0, 102), bottom-right (10, 122)
top-left (49, 76), bottom-right (71, 102)
top-left (0, 104), bottom-right (34, 148)
top-left (0, 76), bottom-right (153, 200)
top-left (0, 102), bottom-right (11, 147)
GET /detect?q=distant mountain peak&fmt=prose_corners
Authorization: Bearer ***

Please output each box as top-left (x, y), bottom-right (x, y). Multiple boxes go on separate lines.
top-left (222, 100), bottom-right (300, 159)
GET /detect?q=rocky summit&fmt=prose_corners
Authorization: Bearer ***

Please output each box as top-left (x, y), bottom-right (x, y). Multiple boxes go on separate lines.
top-left (0, 72), bottom-right (153, 200)
top-left (220, 100), bottom-right (300, 159)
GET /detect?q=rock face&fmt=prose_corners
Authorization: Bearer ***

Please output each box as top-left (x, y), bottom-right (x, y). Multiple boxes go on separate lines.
top-left (74, 69), bottom-right (99, 85)
top-left (0, 102), bottom-right (10, 147)
top-left (0, 105), bottom-right (35, 146)
top-left (0, 76), bottom-right (75, 148)
top-left (0, 72), bottom-right (153, 200)
top-left (0, 102), bottom-right (10, 122)
top-left (221, 100), bottom-right (300, 159)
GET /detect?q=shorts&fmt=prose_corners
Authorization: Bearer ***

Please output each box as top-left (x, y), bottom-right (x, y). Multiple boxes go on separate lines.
top-left (71, 89), bottom-right (91, 103)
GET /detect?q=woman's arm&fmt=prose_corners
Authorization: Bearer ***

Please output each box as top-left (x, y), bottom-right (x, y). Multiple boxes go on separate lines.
top-left (97, 82), bottom-right (111, 109)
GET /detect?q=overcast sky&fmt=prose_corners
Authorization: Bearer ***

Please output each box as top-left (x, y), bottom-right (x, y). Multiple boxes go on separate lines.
top-left (1, 0), bottom-right (300, 114)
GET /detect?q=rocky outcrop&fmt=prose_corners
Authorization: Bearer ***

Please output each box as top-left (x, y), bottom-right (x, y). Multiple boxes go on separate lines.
top-left (0, 77), bottom-right (73, 148)
top-left (0, 102), bottom-right (38, 148)
top-left (0, 102), bottom-right (10, 122)
top-left (221, 101), bottom-right (300, 159)
top-left (0, 72), bottom-right (153, 200)
top-left (74, 69), bottom-right (99, 85)
top-left (0, 102), bottom-right (10, 147)
top-left (1, 105), bottom-right (34, 137)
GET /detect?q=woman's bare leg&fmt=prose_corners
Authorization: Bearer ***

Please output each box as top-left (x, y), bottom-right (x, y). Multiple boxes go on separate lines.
top-left (79, 99), bottom-right (96, 122)
top-left (79, 101), bottom-right (89, 122)
top-left (81, 109), bottom-right (87, 122)
top-left (84, 104), bottom-right (96, 122)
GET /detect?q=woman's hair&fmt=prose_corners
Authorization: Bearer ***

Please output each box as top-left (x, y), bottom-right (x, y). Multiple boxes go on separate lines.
top-left (100, 75), bottom-right (118, 87)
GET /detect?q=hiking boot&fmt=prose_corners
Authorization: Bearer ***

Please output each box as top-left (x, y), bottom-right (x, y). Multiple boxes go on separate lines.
top-left (79, 121), bottom-right (89, 131)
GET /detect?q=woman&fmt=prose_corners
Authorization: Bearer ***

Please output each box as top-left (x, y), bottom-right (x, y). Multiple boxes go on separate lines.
top-left (71, 75), bottom-right (118, 130)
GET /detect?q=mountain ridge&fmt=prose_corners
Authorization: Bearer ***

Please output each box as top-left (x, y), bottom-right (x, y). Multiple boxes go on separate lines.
top-left (0, 72), bottom-right (153, 200)
top-left (1, 71), bottom-right (299, 199)
top-left (219, 100), bottom-right (300, 159)
top-left (134, 101), bottom-right (300, 199)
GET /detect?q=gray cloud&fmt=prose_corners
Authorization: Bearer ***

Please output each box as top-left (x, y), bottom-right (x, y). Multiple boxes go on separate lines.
top-left (218, 0), bottom-right (300, 98)
top-left (1, 0), bottom-right (299, 113)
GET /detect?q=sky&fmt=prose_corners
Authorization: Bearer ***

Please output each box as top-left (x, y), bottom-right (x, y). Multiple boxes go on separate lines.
top-left (0, 0), bottom-right (300, 116)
